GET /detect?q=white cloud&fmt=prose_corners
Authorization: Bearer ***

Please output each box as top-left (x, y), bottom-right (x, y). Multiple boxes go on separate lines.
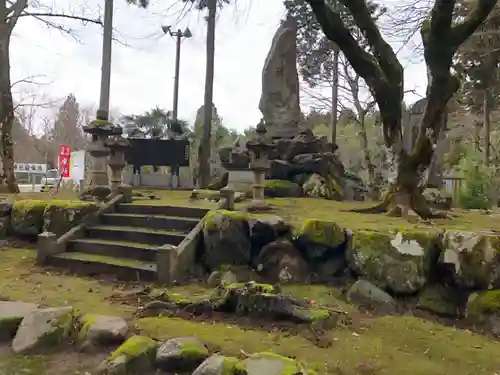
top-left (10, 0), bottom-right (427, 133)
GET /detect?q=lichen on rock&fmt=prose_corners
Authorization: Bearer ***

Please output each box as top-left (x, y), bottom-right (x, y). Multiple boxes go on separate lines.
top-left (441, 230), bottom-right (500, 289)
top-left (347, 229), bottom-right (440, 295)
top-left (78, 314), bottom-right (128, 350)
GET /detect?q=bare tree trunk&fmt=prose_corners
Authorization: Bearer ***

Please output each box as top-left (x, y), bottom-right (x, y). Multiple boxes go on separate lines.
top-left (198, 0), bottom-right (216, 188)
top-left (358, 113), bottom-right (376, 198)
top-left (330, 47), bottom-right (339, 145)
top-left (0, 30), bottom-right (18, 193)
top-left (483, 88), bottom-right (491, 165)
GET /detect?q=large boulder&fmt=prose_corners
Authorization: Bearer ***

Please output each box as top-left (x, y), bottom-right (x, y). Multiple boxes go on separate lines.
top-left (441, 230), bottom-right (500, 289)
top-left (156, 337), bottom-right (209, 373)
top-left (294, 219), bottom-right (346, 261)
top-left (347, 230), bottom-right (441, 295)
top-left (43, 201), bottom-right (98, 236)
top-left (97, 335), bottom-right (158, 375)
top-left (417, 285), bottom-right (464, 318)
top-left (203, 210), bottom-right (252, 270)
top-left (264, 179), bottom-right (301, 197)
top-left (10, 200), bottom-right (48, 236)
top-left (12, 306), bottom-right (76, 354)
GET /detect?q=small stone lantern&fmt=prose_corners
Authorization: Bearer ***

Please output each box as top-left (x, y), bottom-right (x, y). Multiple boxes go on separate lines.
top-left (105, 128), bottom-right (132, 201)
top-left (246, 121), bottom-right (273, 208)
top-left (82, 110), bottom-right (120, 201)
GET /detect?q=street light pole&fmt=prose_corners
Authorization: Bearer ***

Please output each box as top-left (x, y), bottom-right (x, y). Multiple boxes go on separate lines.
top-left (161, 26), bottom-right (192, 121)
top-left (97, 0), bottom-right (114, 120)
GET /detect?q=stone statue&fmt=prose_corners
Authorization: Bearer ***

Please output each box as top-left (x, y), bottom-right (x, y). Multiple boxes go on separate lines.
top-left (259, 19), bottom-right (302, 138)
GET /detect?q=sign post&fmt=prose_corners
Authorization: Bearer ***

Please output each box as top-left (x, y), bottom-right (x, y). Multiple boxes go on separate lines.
top-left (59, 145), bottom-right (71, 178)
top-left (56, 144), bottom-right (71, 193)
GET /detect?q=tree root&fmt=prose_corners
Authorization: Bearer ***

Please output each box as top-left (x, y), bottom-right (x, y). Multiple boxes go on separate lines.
top-left (345, 190), bottom-right (450, 221)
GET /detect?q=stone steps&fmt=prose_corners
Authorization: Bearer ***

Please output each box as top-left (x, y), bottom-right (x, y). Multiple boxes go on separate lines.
top-left (44, 204), bottom-right (209, 281)
top-left (47, 252), bottom-right (157, 281)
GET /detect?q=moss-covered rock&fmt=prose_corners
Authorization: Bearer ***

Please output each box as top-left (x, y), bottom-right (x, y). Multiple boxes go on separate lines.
top-left (423, 188), bottom-right (452, 210)
top-left (192, 352), bottom-right (315, 375)
top-left (302, 173), bottom-right (341, 200)
top-left (466, 290), bottom-right (500, 319)
top-left (0, 217), bottom-right (9, 239)
top-left (417, 285), bottom-right (463, 317)
top-left (12, 306), bottom-right (76, 354)
top-left (98, 335), bottom-right (158, 375)
top-left (10, 200), bottom-right (48, 236)
top-left (441, 230), bottom-right (500, 289)
top-left (156, 337), bottom-right (209, 372)
top-left (347, 230), bottom-right (441, 295)
top-left (245, 352), bottom-right (314, 375)
top-left (78, 314), bottom-right (128, 350)
top-left (294, 219), bottom-right (345, 260)
top-left (203, 210), bottom-right (252, 270)
top-left (43, 200), bottom-right (98, 236)
top-left (192, 354), bottom-right (245, 375)
top-left (264, 179), bottom-right (301, 198)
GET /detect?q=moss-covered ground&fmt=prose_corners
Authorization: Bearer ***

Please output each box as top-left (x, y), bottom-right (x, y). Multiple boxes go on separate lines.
top-left (0, 247), bottom-right (499, 374)
top-left (246, 197), bottom-right (500, 232)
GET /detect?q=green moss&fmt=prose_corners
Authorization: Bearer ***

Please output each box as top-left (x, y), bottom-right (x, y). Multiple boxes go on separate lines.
top-left (39, 308), bottom-right (77, 348)
top-left (77, 314), bottom-right (98, 343)
top-left (223, 282), bottom-right (277, 294)
top-left (293, 219), bottom-right (345, 248)
top-left (417, 286), bottom-right (460, 317)
top-left (43, 200), bottom-right (98, 236)
top-left (203, 210), bottom-right (250, 231)
top-left (108, 335), bottom-right (157, 362)
top-left (222, 356), bottom-right (246, 375)
top-left (179, 340), bottom-right (209, 359)
top-left (0, 355), bottom-right (48, 375)
top-left (467, 290), bottom-right (500, 318)
top-left (12, 200), bottom-right (48, 215)
top-left (264, 180), bottom-right (301, 198)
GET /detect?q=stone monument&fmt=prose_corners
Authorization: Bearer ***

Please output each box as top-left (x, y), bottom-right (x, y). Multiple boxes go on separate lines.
top-left (218, 20), bottom-right (347, 199)
top-left (259, 18), bottom-right (306, 139)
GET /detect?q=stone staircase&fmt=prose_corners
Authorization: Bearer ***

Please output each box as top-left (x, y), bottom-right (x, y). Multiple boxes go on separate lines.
top-left (45, 203), bottom-right (209, 281)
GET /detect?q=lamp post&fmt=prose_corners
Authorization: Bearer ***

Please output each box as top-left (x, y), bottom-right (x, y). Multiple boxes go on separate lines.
top-left (161, 25), bottom-right (192, 121)
top-left (98, 0), bottom-right (114, 121)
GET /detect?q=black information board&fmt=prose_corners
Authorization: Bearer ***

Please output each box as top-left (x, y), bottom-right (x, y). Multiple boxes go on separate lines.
top-left (125, 139), bottom-right (190, 168)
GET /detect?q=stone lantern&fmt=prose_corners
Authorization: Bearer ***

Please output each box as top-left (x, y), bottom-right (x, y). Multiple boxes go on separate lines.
top-left (105, 128), bottom-right (132, 202)
top-left (246, 121), bottom-right (273, 208)
top-left (82, 110), bottom-right (120, 201)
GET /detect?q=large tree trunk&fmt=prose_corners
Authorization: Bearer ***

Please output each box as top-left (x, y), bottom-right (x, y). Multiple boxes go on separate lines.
top-left (198, 0), bottom-right (216, 188)
top-left (0, 30), bottom-right (19, 193)
top-left (483, 88), bottom-right (491, 165)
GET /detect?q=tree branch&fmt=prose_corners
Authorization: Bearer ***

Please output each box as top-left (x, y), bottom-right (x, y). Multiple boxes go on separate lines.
top-left (17, 12), bottom-right (102, 25)
top-left (339, 0), bottom-right (403, 87)
top-left (451, 0), bottom-right (498, 48)
top-left (6, 0), bottom-right (28, 32)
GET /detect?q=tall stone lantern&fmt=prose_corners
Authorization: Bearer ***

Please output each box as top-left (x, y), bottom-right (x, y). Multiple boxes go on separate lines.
top-left (82, 110), bottom-right (120, 201)
top-left (246, 121), bottom-right (273, 208)
top-left (105, 128), bottom-right (132, 202)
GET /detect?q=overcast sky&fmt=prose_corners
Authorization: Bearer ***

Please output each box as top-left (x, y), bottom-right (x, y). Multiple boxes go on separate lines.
top-left (10, 0), bottom-right (427, 133)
